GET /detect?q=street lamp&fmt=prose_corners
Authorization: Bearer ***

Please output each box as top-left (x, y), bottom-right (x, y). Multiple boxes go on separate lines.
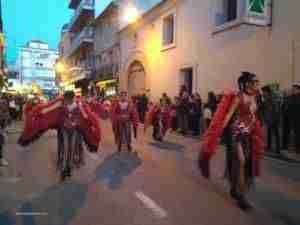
top-left (123, 5), bottom-right (139, 24)
top-left (55, 62), bottom-right (67, 74)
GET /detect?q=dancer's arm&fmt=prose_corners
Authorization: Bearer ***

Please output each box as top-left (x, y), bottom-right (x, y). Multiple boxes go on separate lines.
top-left (222, 97), bottom-right (240, 129)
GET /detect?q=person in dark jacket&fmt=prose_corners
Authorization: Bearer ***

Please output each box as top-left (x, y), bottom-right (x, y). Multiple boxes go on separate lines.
top-left (281, 89), bottom-right (293, 150)
top-left (207, 91), bottom-right (218, 115)
top-left (178, 91), bottom-right (190, 135)
top-left (290, 84), bottom-right (300, 153)
top-left (189, 94), bottom-right (202, 136)
top-left (262, 86), bottom-right (281, 154)
top-left (137, 93), bottom-right (148, 123)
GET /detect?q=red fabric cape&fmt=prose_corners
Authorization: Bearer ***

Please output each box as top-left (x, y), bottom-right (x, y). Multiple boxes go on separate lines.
top-left (18, 96), bottom-right (101, 152)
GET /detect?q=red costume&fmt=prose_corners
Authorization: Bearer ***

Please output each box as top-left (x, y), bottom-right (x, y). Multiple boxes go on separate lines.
top-left (199, 86), bottom-right (265, 211)
top-left (145, 103), bottom-right (172, 141)
top-left (111, 99), bottom-right (139, 151)
top-left (86, 97), bottom-right (109, 120)
top-left (18, 96), bottom-right (102, 180)
top-left (199, 92), bottom-right (264, 178)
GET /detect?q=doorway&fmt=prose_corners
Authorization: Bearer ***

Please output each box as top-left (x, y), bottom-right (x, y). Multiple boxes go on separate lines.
top-left (128, 61), bottom-right (146, 96)
top-left (181, 68), bottom-right (193, 95)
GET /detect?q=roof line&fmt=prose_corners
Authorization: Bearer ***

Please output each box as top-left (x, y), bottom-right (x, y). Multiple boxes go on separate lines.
top-left (117, 0), bottom-right (169, 34)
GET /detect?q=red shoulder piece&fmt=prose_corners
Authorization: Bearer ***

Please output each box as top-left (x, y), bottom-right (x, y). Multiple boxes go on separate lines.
top-left (77, 100), bottom-right (101, 152)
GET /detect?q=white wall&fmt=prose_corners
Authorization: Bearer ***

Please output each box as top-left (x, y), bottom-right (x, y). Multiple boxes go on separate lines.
top-left (119, 0), bottom-right (300, 101)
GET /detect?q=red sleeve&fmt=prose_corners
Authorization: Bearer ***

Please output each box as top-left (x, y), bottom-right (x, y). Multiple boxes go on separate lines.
top-left (200, 93), bottom-right (236, 159)
top-left (78, 100), bottom-right (101, 152)
top-left (18, 97), bottom-right (64, 146)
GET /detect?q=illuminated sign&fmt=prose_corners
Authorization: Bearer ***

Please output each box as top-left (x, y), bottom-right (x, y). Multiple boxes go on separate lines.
top-left (245, 0), bottom-right (272, 26)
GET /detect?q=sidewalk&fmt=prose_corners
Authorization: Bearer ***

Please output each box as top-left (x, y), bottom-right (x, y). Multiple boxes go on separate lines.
top-left (6, 121), bottom-right (23, 134)
top-left (264, 149), bottom-right (300, 164)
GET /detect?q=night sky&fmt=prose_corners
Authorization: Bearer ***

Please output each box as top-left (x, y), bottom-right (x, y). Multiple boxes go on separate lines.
top-left (3, 0), bottom-right (161, 65)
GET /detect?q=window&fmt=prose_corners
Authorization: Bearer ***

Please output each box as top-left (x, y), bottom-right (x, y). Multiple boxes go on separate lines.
top-left (225, 0), bottom-right (237, 22)
top-left (162, 13), bottom-right (175, 48)
top-left (214, 0), bottom-right (238, 27)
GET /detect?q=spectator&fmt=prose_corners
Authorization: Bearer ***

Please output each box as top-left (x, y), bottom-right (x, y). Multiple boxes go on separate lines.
top-left (170, 97), bottom-right (179, 131)
top-left (9, 96), bottom-right (17, 120)
top-left (178, 91), bottom-right (190, 135)
top-left (282, 88), bottom-right (293, 151)
top-left (189, 94), bottom-right (202, 136)
top-left (207, 91), bottom-right (218, 115)
top-left (179, 85), bottom-right (188, 97)
top-left (290, 84), bottom-right (300, 153)
top-left (137, 92), bottom-right (149, 123)
top-left (161, 93), bottom-right (171, 105)
top-left (203, 103), bottom-right (212, 130)
top-left (262, 85), bottom-right (281, 154)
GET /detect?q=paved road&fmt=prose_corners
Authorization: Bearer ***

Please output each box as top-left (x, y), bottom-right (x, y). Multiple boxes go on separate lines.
top-left (0, 121), bottom-right (299, 225)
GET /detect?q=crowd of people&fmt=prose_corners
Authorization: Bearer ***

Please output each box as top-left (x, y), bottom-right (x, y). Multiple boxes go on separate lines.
top-left (132, 86), bottom-right (218, 138)
top-left (131, 82), bottom-right (300, 156)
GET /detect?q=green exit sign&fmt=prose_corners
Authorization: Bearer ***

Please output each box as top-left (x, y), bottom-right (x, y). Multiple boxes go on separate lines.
top-left (248, 0), bottom-right (265, 14)
top-left (246, 0), bottom-right (272, 26)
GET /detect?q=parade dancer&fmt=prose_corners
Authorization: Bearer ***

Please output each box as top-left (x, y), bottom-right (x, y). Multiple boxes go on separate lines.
top-left (18, 91), bottom-right (101, 181)
top-left (111, 91), bottom-right (139, 152)
top-left (145, 99), bottom-right (172, 142)
top-left (198, 72), bottom-right (265, 211)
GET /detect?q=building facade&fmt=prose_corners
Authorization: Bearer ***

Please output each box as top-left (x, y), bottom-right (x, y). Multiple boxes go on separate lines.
top-left (18, 40), bottom-right (59, 95)
top-left (118, 0), bottom-right (300, 100)
top-left (93, 2), bottom-right (120, 96)
top-left (58, 0), bottom-right (95, 94)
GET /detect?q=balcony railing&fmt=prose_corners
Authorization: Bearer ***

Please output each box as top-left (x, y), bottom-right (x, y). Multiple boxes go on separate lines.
top-left (95, 63), bottom-right (119, 81)
top-left (69, 0), bottom-right (81, 9)
top-left (69, 26), bottom-right (94, 55)
top-left (69, 0), bottom-right (94, 30)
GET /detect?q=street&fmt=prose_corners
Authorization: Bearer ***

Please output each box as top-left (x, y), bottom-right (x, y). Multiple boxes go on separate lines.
top-left (0, 120), bottom-right (299, 225)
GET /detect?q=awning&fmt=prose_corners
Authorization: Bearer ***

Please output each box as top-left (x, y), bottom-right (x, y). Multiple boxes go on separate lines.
top-left (96, 79), bottom-right (117, 88)
top-left (61, 71), bottom-right (87, 87)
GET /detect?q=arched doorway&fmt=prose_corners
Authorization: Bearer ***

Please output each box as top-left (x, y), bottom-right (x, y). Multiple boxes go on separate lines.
top-left (128, 61), bottom-right (146, 96)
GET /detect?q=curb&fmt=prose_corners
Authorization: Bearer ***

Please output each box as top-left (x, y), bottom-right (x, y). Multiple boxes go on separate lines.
top-left (264, 153), bottom-right (300, 165)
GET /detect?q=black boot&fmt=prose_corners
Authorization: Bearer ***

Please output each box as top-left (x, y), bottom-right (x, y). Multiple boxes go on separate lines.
top-left (198, 154), bottom-right (210, 179)
top-left (66, 166), bottom-right (72, 177)
top-left (230, 188), bottom-right (239, 200)
top-left (236, 195), bottom-right (253, 211)
top-left (60, 169), bottom-right (68, 181)
top-left (128, 144), bottom-right (132, 152)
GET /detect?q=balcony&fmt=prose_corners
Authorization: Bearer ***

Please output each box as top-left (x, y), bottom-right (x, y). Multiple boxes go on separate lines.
top-left (69, 0), bottom-right (81, 9)
top-left (69, 26), bottom-right (94, 56)
top-left (95, 63), bottom-right (119, 81)
top-left (69, 0), bottom-right (94, 31)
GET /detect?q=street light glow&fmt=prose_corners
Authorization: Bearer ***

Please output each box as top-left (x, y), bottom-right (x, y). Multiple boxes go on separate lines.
top-left (123, 6), bottom-right (139, 24)
top-left (55, 62), bottom-right (66, 73)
